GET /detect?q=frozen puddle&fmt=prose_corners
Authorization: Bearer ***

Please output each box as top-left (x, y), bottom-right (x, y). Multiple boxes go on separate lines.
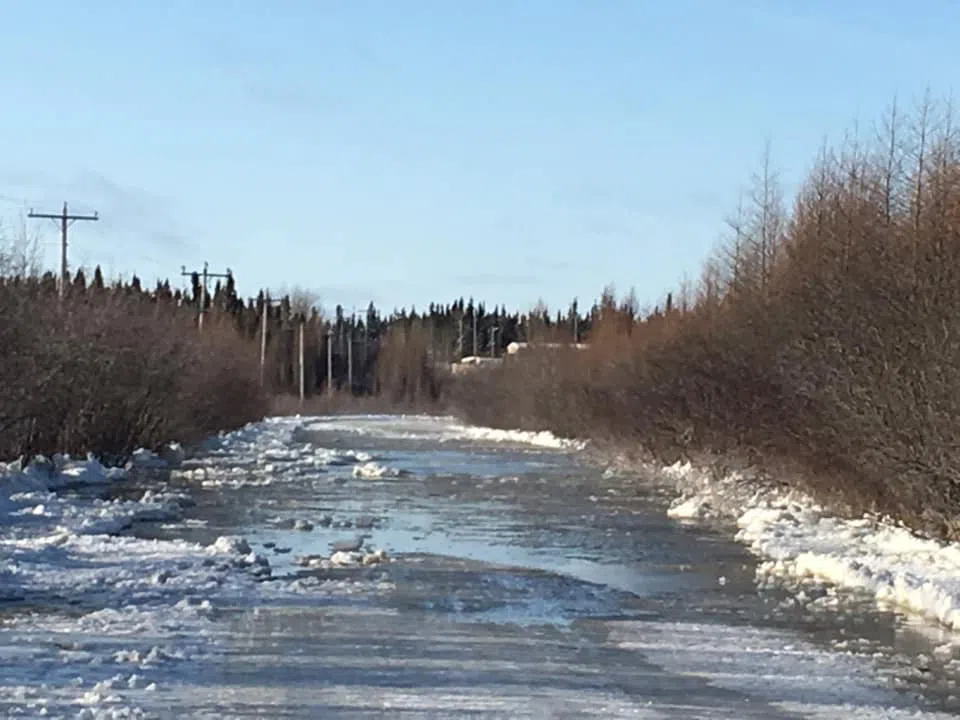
top-left (609, 620), bottom-right (960, 719)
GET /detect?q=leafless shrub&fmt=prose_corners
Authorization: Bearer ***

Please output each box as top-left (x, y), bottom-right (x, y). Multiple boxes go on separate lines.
top-left (375, 320), bottom-right (447, 405)
top-left (453, 95), bottom-right (960, 540)
top-left (0, 266), bottom-right (266, 462)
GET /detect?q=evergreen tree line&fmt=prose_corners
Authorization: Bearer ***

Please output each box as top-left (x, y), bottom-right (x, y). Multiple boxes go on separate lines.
top-left (251, 295), bottom-right (601, 401)
top-left (0, 251), bottom-right (619, 456)
top-left (96, 270), bottom-right (606, 402)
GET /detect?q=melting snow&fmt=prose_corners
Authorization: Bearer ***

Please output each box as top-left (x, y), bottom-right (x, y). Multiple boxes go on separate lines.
top-left (0, 420), bottom-right (392, 717)
top-left (300, 413), bottom-right (586, 450)
top-left (352, 461), bottom-right (402, 479)
top-left (665, 460), bottom-right (960, 639)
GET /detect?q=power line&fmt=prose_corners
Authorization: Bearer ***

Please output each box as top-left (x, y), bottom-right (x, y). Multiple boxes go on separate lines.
top-left (27, 202), bottom-right (99, 301)
top-left (180, 261), bottom-right (232, 332)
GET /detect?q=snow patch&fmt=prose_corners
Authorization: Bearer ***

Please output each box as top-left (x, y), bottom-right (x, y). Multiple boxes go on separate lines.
top-left (665, 461), bottom-right (960, 637)
top-left (299, 414), bottom-right (586, 450)
top-left (177, 419), bottom-right (383, 488)
top-left (125, 448), bottom-right (166, 471)
top-left (352, 461), bottom-right (402, 479)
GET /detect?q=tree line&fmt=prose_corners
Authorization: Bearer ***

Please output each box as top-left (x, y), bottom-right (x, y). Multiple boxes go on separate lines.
top-left (453, 94), bottom-right (960, 541)
top-left (0, 244), bottom-right (612, 458)
top-left (123, 271), bottom-right (601, 403)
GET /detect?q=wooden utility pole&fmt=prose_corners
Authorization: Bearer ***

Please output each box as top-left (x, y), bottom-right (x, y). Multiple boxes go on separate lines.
top-left (472, 309), bottom-right (478, 357)
top-left (261, 303), bottom-right (268, 386)
top-left (180, 262), bottom-right (231, 332)
top-left (347, 316), bottom-right (354, 393)
top-left (28, 202), bottom-right (99, 301)
top-left (489, 326), bottom-right (499, 357)
top-left (259, 294), bottom-right (282, 388)
top-left (456, 313), bottom-right (463, 360)
top-left (362, 312), bottom-right (369, 379)
top-left (326, 326), bottom-right (334, 395)
top-left (298, 317), bottom-right (305, 406)
top-left (571, 298), bottom-right (579, 344)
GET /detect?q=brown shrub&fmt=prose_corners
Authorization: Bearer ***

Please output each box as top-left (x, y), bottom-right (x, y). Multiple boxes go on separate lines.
top-left (452, 96), bottom-right (960, 539)
top-left (374, 320), bottom-right (448, 405)
top-left (0, 278), bottom-right (266, 462)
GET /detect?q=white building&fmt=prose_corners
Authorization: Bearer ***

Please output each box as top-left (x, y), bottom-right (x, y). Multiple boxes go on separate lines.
top-left (505, 341), bottom-right (589, 355)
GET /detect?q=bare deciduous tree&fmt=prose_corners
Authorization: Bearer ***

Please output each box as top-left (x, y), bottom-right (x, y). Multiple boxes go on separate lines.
top-left (451, 94), bottom-right (960, 541)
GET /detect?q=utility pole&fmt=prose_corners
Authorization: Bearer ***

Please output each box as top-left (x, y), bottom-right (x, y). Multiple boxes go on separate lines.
top-left (362, 310), bottom-right (369, 385)
top-left (456, 312), bottom-right (463, 361)
top-left (298, 317), bottom-right (305, 406)
top-left (261, 302), bottom-right (268, 387)
top-left (326, 326), bottom-right (334, 395)
top-left (572, 299), bottom-right (580, 345)
top-left (259, 294), bottom-right (282, 388)
top-left (347, 310), bottom-right (354, 393)
top-left (489, 326), bottom-right (499, 358)
top-left (180, 262), bottom-right (231, 332)
top-left (472, 308), bottom-right (478, 357)
top-left (28, 202), bottom-right (99, 302)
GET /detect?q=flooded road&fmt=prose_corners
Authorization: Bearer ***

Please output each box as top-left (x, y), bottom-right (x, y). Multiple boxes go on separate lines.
top-left (3, 415), bottom-right (959, 718)
top-left (137, 416), bottom-right (959, 718)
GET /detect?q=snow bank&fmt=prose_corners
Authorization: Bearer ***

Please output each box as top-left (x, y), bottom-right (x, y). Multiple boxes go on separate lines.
top-left (0, 418), bottom-right (409, 718)
top-left (664, 461), bottom-right (960, 636)
top-left (299, 414), bottom-right (586, 450)
top-left (0, 444), bottom-right (284, 718)
top-left (455, 425), bottom-right (586, 449)
top-left (183, 418), bottom-right (385, 488)
top-left (0, 453), bottom-right (126, 495)
top-left (0, 438), bottom-right (279, 610)
top-left (0, 455), bottom-right (189, 538)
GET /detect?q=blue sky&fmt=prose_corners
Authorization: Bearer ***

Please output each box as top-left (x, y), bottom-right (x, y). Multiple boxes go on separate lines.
top-left (0, 0), bottom-right (958, 314)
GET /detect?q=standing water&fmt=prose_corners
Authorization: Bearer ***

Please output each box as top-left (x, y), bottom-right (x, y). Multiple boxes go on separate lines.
top-left (1, 415), bottom-right (958, 718)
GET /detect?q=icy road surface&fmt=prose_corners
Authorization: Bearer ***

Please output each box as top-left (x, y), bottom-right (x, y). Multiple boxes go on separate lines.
top-left (1, 414), bottom-right (959, 718)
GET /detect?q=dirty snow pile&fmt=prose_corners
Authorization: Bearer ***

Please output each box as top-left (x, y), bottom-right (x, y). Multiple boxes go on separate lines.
top-left (0, 451), bottom-right (270, 604)
top-left (351, 461), bottom-right (403, 479)
top-left (0, 446), bottom-right (283, 717)
top-left (180, 417), bottom-right (403, 488)
top-left (0, 417), bottom-right (411, 718)
top-left (664, 460), bottom-right (960, 635)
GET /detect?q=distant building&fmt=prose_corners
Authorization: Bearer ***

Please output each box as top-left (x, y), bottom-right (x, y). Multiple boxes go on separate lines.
top-left (505, 341), bottom-right (589, 355)
top-left (449, 355), bottom-right (504, 375)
